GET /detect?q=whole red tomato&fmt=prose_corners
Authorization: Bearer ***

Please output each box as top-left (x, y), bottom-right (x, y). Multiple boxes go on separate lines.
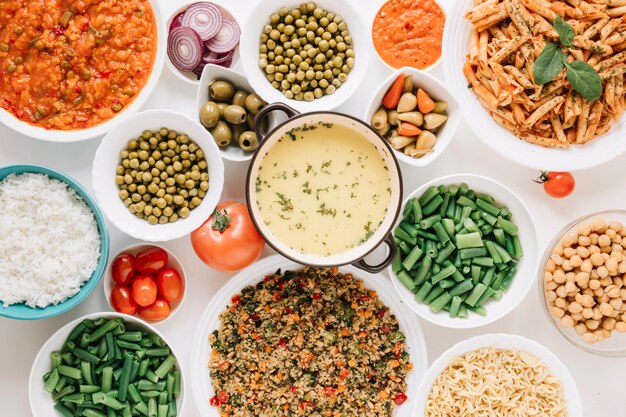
top-left (191, 202), bottom-right (265, 273)
top-left (135, 247), bottom-right (168, 274)
top-left (138, 299), bottom-right (171, 321)
top-left (110, 285), bottom-right (138, 315)
top-left (131, 274), bottom-right (157, 307)
top-left (156, 268), bottom-right (184, 303)
top-left (111, 253), bottom-right (135, 285)
top-left (534, 171), bottom-right (575, 198)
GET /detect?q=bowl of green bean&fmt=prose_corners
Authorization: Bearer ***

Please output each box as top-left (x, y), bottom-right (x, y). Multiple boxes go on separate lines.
top-left (389, 174), bottom-right (539, 329)
top-left (29, 312), bottom-right (186, 417)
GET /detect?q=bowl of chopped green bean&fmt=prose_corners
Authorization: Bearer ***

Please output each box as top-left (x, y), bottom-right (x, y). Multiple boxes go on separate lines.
top-left (29, 312), bottom-right (185, 417)
top-left (389, 174), bottom-right (539, 329)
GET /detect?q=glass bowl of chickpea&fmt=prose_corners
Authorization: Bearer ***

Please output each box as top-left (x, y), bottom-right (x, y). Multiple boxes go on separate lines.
top-left (539, 210), bottom-right (626, 357)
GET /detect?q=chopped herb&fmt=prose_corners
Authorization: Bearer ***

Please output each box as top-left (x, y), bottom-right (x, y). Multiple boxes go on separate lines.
top-left (275, 193), bottom-right (293, 212)
top-left (315, 187), bottom-right (329, 201)
top-left (293, 170), bottom-right (299, 178)
top-left (317, 203), bottom-right (337, 217)
top-left (302, 181), bottom-right (312, 194)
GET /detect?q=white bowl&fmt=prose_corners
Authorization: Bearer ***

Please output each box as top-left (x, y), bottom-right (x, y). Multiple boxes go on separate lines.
top-left (368, 0), bottom-right (447, 73)
top-left (240, 0), bottom-right (371, 113)
top-left (103, 244), bottom-right (187, 325)
top-left (364, 67), bottom-right (461, 168)
top-left (0, 0), bottom-right (165, 143)
top-left (191, 255), bottom-right (429, 417)
top-left (389, 174), bottom-right (539, 329)
top-left (92, 109), bottom-right (224, 242)
top-left (443, 0), bottom-right (626, 171)
top-left (29, 312), bottom-right (186, 417)
top-left (413, 333), bottom-right (583, 417)
top-left (195, 64), bottom-right (276, 162)
top-left (166, 2), bottom-right (241, 85)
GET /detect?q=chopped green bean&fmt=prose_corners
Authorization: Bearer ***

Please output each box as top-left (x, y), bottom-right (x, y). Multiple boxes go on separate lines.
top-left (396, 270), bottom-right (415, 291)
top-left (44, 369), bottom-right (60, 393)
top-left (449, 296), bottom-right (463, 318)
top-left (465, 283), bottom-right (488, 307)
top-left (430, 292), bottom-right (452, 313)
top-left (401, 246), bottom-right (423, 271)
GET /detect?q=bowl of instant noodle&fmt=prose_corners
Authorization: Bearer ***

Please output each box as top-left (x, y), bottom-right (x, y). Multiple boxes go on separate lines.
top-left (443, 0), bottom-right (626, 171)
top-left (414, 333), bottom-right (583, 417)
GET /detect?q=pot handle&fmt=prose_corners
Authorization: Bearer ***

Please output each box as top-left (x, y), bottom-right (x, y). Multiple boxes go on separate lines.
top-left (352, 235), bottom-right (398, 274)
top-left (254, 102), bottom-right (300, 142)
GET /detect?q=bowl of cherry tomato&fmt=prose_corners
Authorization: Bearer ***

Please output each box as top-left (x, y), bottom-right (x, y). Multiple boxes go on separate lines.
top-left (104, 244), bottom-right (186, 324)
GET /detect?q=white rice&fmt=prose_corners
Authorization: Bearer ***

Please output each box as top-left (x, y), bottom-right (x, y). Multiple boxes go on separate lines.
top-left (0, 173), bottom-right (101, 308)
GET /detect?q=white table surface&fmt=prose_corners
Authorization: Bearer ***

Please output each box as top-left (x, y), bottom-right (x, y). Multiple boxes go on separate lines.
top-left (1, 0), bottom-right (624, 415)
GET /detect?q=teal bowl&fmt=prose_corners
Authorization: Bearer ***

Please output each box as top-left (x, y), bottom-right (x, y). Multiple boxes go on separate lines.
top-left (0, 165), bottom-right (109, 320)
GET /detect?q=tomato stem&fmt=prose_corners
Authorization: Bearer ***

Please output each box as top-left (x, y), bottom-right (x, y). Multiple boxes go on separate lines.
top-left (532, 171), bottom-right (549, 184)
top-left (212, 209), bottom-right (231, 233)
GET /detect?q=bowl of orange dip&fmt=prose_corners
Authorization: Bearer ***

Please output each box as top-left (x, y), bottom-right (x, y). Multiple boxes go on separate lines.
top-left (0, 0), bottom-right (165, 142)
top-left (371, 0), bottom-right (446, 72)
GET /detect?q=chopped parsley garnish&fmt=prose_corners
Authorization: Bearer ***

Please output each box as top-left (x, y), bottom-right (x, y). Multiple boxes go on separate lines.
top-left (317, 203), bottom-right (337, 217)
top-left (275, 193), bottom-right (293, 212)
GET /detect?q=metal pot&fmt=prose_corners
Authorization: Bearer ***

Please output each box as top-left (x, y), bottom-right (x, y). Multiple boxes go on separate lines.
top-left (246, 103), bottom-right (402, 273)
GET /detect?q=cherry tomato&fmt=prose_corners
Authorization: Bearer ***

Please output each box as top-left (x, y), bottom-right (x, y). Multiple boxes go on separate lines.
top-left (209, 395), bottom-right (220, 406)
top-left (535, 171), bottom-right (575, 198)
top-left (138, 299), bottom-right (171, 321)
top-left (111, 253), bottom-right (135, 285)
top-left (217, 390), bottom-right (229, 404)
top-left (394, 392), bottom-right (408, 405)
top-left (110, 285), bottom-right (138, 315)
top-left (191, 202), bottom-right (265, 273)
top-left (131, 274), bottom-right (157, 307)
top-left (156, 268), bottom-right (184, 303)
top-left (135, 247), bottom-right (168, 274)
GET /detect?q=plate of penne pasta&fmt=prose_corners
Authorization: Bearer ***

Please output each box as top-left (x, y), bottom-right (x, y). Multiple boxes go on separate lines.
top-left (443, 0), bottom-right (626, 171)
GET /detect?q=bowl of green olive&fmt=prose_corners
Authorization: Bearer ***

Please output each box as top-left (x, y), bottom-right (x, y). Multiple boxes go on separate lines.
top-left (195, 64), bottom-right (276, 162)
top-left (92, 109), bottom-right (225, 242)
top-left (240, 0), bottom-right (370, 113)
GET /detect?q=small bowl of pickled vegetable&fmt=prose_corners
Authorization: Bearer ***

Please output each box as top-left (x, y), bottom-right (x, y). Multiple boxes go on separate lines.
top-left (389, 174), bottom-right (539, 329)
top-left (195, 64), bottom-right (277, 162)
top-left (29, 312), bottom-right (186, 417)
top-left (364, 67), bottom-right (461, 168)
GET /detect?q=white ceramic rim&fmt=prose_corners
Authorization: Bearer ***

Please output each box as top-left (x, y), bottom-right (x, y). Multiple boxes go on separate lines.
top-left (245, 111), bottom-right (403, 267)
top-left (195, 64), bottom-right (276, 162)
top-left (368, 0), bottom-right (449, 73)
top-left (388, 173), bottom-right (539, 329)
top-left (28, 312), bottom-right (186, 417)
top-left (443, 0), bottom-right (626, 171)
top-left (363, 66), bottom-right (462, 168)
top-left (0, 0), bottom-right (166, 143)
top-left (165, 1), bottom-right (242, 85)
top-left (240, 0), bottom-right (371, 113)
top-left (92, 109), bottom-right (225, 242)
top-left (190, 255), bottom-right (429, 417)
top-left (103, 244), bottom-right (188, 326)
top-left (412, 333), bottom-right (584, 417)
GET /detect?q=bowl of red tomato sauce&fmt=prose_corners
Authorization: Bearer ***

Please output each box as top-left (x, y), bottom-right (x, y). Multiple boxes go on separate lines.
top-left (104, 244), bottom-right (186, 324)
top-left (371, 0), bottom-right (446, 72)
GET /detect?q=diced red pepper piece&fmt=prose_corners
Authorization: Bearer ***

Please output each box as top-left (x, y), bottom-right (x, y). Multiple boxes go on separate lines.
top-left (311, 293), bottom-right (321, 299)
top-left (231, 295), bottom-right (241, 304)
top-left (209, 395), bottom-right (220, 406)
top-left (394, 392), bottom-right (408, 405)
top-left (217, 390), bottom-right (229, 404)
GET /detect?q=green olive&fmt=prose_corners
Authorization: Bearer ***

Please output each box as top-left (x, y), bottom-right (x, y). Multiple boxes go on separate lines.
top-left (210, 121), bottom-right (232, 147)
top-left (223, 105), bottom-right (247, 125)
top-left (199, 101), bottom-right (220, 129)
top-left (239, 131), bottom-right (259, 152)
top-left (216, 102), bottom-right (228, 117)
top-left (232, 90), bottom-right (249, 108)
top-left (244, 93), bottom-right (266, 115)
top-left (209, 80), bottom-right (235, 102)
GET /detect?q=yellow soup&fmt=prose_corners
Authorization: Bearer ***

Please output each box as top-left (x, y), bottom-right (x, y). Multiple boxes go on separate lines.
top-left (255, 122), bottom-right (391, 256)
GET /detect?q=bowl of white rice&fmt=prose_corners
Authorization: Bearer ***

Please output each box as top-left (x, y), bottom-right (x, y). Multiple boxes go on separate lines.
top-left (0, 165), bottom-right (109, 320)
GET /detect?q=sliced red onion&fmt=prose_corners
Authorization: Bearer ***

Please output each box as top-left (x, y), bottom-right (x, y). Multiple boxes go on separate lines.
top-left (180, 2), bottom-right (222, 41)
top-left (204, 17), bottom-right (240, 54)
top-left (202, 50), bottom-right (233, 65)
top-left (167, 27), bottom-right (204, 72)
top-left (169, 11), bottom-right (185, 32)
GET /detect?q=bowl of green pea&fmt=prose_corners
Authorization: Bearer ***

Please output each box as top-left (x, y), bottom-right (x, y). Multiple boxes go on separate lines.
top-left (29, 312), bottom-right (186, 417)
top-left (389, 174), bottom-right (539, 329)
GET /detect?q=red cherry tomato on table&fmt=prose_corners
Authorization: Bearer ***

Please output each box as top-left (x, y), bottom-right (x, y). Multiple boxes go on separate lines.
top-left (191, 202), bottom-right (265, 273)
top-left (156, 268), bottom-right (184, 303)
top-left (138, 299), bottom-right (171, 321)
top-left (534, 171), bottom-right (575, 198)
top-left (135, 247), bottom-right (168, 274)
top-left (111, 253), bottom-right (135, 285)
top-left (110, 285), bottom-right (138, 315)
top-left (131, 274), bottom-right (157, 307)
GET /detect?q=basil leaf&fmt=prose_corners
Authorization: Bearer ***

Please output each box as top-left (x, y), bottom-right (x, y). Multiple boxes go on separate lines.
top-left (554, 15), bottom-right (574, 47)
top-left (564, 60), bottom-right (603, 101)
top-left (534, 43), bottom-right (566, 85)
